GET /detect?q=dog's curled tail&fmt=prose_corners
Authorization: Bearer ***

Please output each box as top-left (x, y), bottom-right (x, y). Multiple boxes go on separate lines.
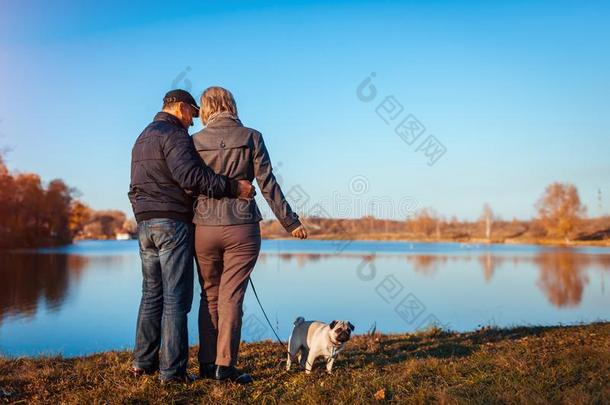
top-left (293, 316), bottom-right (305, 326)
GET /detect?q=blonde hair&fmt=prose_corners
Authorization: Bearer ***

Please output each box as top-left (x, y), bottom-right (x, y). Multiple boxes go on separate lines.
top-left (200, 86), bottom-right (238, 125)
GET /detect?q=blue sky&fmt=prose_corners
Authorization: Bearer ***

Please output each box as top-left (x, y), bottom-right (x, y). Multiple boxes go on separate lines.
top-left (1, 0), bottom-right (609, 221)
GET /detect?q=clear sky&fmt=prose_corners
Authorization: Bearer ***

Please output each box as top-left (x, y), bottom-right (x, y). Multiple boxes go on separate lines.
top-left (1, 0), bottom-right (608, 221)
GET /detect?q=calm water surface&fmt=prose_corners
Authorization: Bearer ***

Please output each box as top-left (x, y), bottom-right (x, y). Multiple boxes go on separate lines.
top-left (1, 240), bottom-right (609, 357)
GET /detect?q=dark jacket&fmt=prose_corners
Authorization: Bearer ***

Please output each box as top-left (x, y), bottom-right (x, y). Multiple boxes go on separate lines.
top-left (128, 112), bottom-right (237, 223)
top-left (191, 116), bottom-right (301, 232)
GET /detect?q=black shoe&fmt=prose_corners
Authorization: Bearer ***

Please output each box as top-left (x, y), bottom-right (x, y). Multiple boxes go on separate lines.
top-left (214, 365), bottom-right (253, 384)
top-left (199, 363), bottom-right (216, 379)
top-left (131, 366), bottom-right (158, 378)
top-left (161, 373), bottom-right (198, 385)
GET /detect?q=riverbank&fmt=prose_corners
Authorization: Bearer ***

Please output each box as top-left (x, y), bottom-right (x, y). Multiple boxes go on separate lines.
top-left (262, 233), bottom-right (610, 248)
top-left (260, 217), bottom-right (610, 248)
top-left (1, 323), bottom-right (608, 404)
top-left (5, 218), bottom-right (610, 252)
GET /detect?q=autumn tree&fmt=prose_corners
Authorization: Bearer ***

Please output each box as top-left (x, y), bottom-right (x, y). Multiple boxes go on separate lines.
top-left (0, 154), bottom-right (74, 248)
top-left (121, 218), bottom-right (137, 234)
top-left (536, 183), bottom-right (586, 241)
top-left (0, 156), bottom-right (14, 244)
top-left (85, 210), bottom-right (127, 239)
top-left (43, 179), bottom-right (73, 242)
top-left (69, 200), bottom-right (93, 238)
top-left (0, 152), bottom-right (135, 246)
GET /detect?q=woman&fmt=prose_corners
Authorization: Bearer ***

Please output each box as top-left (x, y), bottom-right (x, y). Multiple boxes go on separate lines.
top-left (192, 87), bottom-right (307, 384)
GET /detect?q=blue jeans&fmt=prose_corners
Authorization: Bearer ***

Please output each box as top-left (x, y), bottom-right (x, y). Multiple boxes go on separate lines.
top-left (133, 218), bottom-right (194, 380)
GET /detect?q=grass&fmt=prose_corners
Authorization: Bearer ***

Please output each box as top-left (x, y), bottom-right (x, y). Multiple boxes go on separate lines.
top-left (1, 323), bottom-right (609, 404)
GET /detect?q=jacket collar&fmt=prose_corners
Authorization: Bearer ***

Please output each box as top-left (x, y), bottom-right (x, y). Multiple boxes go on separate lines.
top-left (153, 111), bottom-right (185, 129)
top-left (205, 115), bottom-right (243, 129)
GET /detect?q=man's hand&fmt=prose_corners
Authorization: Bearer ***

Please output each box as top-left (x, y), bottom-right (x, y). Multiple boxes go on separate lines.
top-left (236, 180), bottom-right (256, 199)
top-left (291, 224), bottom-right (308, 239)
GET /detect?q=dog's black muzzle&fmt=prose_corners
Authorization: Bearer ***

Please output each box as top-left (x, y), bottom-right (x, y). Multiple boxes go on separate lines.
top-left (337, 331), bottom-right (351, 342)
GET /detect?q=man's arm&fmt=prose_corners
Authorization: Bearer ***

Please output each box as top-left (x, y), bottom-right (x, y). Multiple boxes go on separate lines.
top-left (162, 129), bottom-right (237, 198)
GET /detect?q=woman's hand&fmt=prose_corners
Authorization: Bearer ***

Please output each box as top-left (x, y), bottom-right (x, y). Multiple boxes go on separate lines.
top-left (291, 225), bottom-right (308, 239)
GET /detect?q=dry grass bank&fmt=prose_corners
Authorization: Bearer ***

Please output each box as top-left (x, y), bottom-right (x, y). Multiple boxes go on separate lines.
top-left (1, 323), bottom-right (609, 404)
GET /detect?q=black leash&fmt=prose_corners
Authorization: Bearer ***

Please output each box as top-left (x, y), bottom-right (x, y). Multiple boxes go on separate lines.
top-left (248, 276), bottom-right (285, 345)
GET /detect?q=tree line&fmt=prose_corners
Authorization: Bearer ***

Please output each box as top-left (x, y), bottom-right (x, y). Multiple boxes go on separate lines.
top-left (1, 150), bottom-right (605, 248)
top-left (262, 182), bottom-right (609, 243)
top-left (0, 155), bottom-right (133, 249)
top-left (403, 182), bottom-right (597, 242)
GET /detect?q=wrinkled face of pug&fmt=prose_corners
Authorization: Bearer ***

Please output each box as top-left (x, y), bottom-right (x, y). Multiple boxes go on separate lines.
top-left (329, 320), bottom-right (355, 343)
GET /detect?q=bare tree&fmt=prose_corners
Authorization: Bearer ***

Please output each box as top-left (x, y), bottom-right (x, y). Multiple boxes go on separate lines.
top-left (409, 208), bottom-right (439, 238)
top-left (480, 203), bottom-right (494, 240)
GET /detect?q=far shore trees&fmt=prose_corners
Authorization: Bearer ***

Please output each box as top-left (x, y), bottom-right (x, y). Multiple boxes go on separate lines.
top-left (84, 210), bottom-right (127, 240)
top-left (1, 154), bottom-right (133, 249)
top-left (0, 156), bottom-right (73, 248)
top-left (69, 200), bottom-right (93, 238)
top-left (2, 150), bottom-right (604, 247)
top-left (70, 203), bottom-right (134, 240)
top-left (536, 182), bottom-right (586, 242)
top-left (409, 208), bottom-right (440, 238)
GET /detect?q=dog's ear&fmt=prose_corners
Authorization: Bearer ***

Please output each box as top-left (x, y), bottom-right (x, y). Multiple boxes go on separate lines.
top-left (348, 322), bottom-right (355, 331)
top-left (329, 320), bottom-right (338, 329)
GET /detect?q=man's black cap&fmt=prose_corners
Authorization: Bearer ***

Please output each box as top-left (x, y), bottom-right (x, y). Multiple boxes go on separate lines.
top-left (163, 89), bottom-right (200, 117)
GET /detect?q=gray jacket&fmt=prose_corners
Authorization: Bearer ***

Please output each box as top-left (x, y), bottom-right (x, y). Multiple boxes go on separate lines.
top-left (191, 116), bottom-right (301, 232)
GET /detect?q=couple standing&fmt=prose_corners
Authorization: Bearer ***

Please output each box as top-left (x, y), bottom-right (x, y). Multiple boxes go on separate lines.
top-left (128, 87), bottom-right (307, 384)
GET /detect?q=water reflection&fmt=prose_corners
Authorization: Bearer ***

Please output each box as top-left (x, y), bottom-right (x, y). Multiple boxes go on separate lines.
top-left (0, 253), bottom-right (88, 323)
top-left (535, 252), bottom-right (599, 308)
top-left (259, 250), bottom-right (610, 308)
top-left (478, 254), bottom-right (501, 281)
top-left (1, 241), bottom-right (609, 357)
top-left (410, 255), bottom-right (444, 276)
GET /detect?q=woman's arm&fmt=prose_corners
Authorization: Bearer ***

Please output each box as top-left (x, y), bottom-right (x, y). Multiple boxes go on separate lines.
top-left (252, 131), bottom-right (306, 237)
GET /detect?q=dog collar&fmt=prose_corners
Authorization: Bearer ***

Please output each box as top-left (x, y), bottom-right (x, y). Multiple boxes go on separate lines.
top-left (328, 344), bottom-right (345, 359)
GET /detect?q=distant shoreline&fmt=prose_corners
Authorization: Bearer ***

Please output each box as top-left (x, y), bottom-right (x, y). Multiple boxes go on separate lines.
top-left (260, 216), bottom-right (610, 248)
top-left (260, 234), bottom-right (610, 248)
top-left (3, 234), bottom-right (610, 253)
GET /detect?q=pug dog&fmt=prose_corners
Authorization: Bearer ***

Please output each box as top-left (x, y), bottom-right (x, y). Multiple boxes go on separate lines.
top-left (286, 316), bottom-right (354, 374)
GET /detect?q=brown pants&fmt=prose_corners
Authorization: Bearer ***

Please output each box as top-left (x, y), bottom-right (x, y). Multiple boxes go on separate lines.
top-left (195, 223), bottom-right (261, 367)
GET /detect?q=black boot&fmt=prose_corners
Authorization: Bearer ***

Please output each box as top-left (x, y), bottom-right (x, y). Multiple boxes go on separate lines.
top-left (214, 365), bottom-right (253, 384)
top-left (200, 363), bottom-right (216, 379)
top-left (131, 366), bottom-right (157, 378)
top-left (160, 373), bottom-right (198, 385)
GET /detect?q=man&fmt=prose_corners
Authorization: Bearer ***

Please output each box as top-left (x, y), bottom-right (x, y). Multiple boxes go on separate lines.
top-left (128, 89), bottom-right (254, 383)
